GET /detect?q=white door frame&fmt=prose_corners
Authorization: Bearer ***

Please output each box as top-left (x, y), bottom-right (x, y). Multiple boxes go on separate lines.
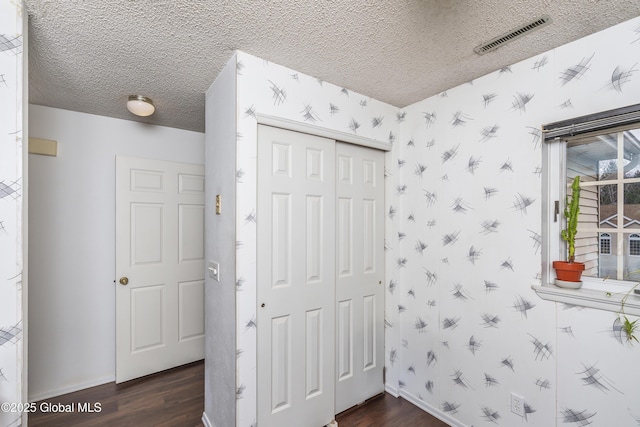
top-left (256, 114), bottom-right (392, 152)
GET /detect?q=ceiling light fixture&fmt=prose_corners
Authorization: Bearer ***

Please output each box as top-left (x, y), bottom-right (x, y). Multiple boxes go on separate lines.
top-left (127, 95), bottom-right (155, 117)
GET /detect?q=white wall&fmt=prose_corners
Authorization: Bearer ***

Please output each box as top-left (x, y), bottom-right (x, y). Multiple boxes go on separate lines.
top-left (28, 105), bottom-right (204, 400)
top-left (393, 16), bottom-right (640, 427)
top-left (0, 2), bottom-right (25, 426)
top-left (203, 54), bottom-right (237, 427)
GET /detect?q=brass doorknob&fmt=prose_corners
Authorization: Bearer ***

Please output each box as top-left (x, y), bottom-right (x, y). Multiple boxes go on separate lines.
top-left (119, 277), bottom-right (129, 285)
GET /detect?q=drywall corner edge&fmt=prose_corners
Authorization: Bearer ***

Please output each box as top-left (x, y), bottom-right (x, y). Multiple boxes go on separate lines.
top-left (203, 52), bottom-right (238, 427)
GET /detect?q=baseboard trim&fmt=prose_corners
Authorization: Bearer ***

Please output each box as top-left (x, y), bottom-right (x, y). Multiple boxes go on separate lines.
top-left (399, 389), bottom-right (467, 427)
top-left (202, 411), bottom-right (213, 427)
top-left (384, 384), bottom-right (399, 397)
top-left (28, 375), bottom-right (115, 402)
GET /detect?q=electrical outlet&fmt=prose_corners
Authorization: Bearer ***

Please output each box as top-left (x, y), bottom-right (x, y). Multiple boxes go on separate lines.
top-left (511, 393), bottom-right (525, 417)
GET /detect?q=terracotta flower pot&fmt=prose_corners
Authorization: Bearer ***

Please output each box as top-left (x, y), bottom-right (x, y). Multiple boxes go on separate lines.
top-left (552, 261), bottom-right (585, 282)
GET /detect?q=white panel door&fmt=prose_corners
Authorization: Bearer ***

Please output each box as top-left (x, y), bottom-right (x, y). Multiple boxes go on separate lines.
top-left (116, 156), bottom-right (205, 383)
top-left (257, 126), bottom-right (336, 427)
top-left (335, 143), bottom-right (385, 413)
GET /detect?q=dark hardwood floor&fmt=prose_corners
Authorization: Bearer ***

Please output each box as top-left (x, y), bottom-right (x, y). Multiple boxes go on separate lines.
top-left (29, 361), bottom-right (205, 427)
top-left (29, 361), bottom-right (448, 427)
top-left (336, 393), bottom-right (449, 427)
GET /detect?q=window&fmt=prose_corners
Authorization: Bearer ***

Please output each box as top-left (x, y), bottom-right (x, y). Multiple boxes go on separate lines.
top-left (599, 233), bottom-right (611, 255)
top-left (538, 104), bottom-right (640, 315)
top-left (563, 125), bottom-right (640, 282)
top-left (542, 104), bottom-right (640, 285)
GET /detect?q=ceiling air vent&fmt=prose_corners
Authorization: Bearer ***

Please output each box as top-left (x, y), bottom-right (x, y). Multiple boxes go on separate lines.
top-left (474, 15), bottom-right (552, 55)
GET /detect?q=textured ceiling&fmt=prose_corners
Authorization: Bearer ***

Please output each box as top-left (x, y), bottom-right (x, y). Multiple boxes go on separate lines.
top-left (25, 1), bottom-right (640, 133)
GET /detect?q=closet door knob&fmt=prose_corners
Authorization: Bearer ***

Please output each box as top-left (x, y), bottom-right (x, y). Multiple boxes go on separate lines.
top-left (119, 277), bottom-right (129, 286)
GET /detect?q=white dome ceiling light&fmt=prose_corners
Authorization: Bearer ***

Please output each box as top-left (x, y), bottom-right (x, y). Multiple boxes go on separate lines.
top-left (126, 95), bottom-right (155, 117)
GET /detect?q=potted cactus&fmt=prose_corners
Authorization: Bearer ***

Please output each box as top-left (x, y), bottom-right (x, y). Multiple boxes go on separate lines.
top-left (552, 176), bottom-right (585, 288)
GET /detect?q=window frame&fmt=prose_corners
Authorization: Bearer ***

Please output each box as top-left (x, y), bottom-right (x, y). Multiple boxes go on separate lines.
top-left (535, 106), bottom-right (640, 316)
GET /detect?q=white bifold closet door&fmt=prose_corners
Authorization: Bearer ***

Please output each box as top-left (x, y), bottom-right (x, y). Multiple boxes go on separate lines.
top-left (334, 142), bottom-right (385, 413)
top-left (257, 125), bottom-right (384, 426)
top-left (257, 125), bottom-right (336, 427)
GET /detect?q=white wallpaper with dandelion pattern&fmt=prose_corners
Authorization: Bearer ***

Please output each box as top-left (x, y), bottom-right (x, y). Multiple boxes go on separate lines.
top-left (0, 1), bottom-right (24, 427)
top-left (217, 16), bottom-right (640, 427)
top-left (395, 16), bottom-right (640, 427)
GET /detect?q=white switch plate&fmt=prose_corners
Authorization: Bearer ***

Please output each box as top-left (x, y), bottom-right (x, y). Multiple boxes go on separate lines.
top-left (208, 261), bottom-right (220, 281)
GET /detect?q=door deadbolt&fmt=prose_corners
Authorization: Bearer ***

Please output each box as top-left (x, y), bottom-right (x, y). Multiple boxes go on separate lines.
top-left (261, 303), bottom-right (266, 308)
top-left (119, 277), bottom-right (129, 286)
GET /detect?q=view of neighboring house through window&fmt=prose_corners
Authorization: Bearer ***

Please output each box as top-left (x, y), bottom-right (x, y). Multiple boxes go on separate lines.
top-left (629, 233), bottom-right (640, 256)
top-left (566, 125), bottom-right (640, 281)
top-left (599, 232), bottom-right (611, 255)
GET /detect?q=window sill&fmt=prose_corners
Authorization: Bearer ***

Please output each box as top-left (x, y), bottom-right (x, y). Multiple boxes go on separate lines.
top-left (532, 284), bottom-right (640, 317)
